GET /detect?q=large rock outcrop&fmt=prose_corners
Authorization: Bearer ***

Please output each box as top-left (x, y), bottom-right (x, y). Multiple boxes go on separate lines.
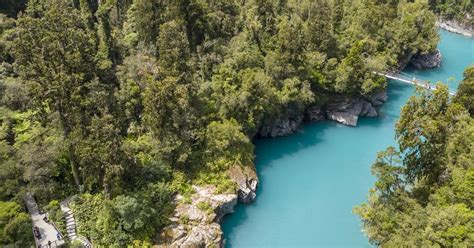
top-left (324, 93), bottom-right (384, 127)
top-left (257, 90), bottom-right (388, 136)
top-left (409, 49), bottom-right (442, 69)
top-left (159, 185), bottom-right (238, 248)
top-left (228, 165), bottom-right (258, 203)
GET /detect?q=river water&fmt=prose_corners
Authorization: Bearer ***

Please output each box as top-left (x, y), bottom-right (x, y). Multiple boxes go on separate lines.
top-left (221, 29), bottom-right (474, 247)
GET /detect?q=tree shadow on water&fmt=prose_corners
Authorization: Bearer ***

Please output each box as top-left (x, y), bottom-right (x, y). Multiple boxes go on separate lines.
top-left (221, 121), bottom-right (335, 247)
top-left (221, 203), bottom-right (250, 248)
top-left (387, 80), bottom-right (414, 102)
top-left (253, 120), bottom-right (335, 170)
top-left (375, 81), bottom-right (416, 123)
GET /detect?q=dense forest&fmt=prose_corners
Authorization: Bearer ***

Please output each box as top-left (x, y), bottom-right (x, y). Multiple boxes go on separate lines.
top-left (0, 0), bottom-right (467, 246)
top-left (356, 66), bottom-right (474, 246)
top-left (429, 0), bottom-right (473, 26)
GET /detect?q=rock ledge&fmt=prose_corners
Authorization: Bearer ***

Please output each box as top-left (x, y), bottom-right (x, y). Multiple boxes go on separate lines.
top-left (410, 49), bottom-right (442, 69)
top-left (228, 166), bottom-right (258, 203)
top-left (325, 96), bottom-right (380, 127)
top-left (159, 185), bottom-right (237, 248)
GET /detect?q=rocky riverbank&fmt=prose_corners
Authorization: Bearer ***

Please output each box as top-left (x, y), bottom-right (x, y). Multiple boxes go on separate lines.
top-left (158, 165), bottom-right (257, 247)
top-left (258, 90), bottom-right (388, 135)
top-left (258, 46), bottom-right (446, 136)
top-left (437, 19), bottom-right (473, 37)
top-left (325, 91), bottom-right (387, 126)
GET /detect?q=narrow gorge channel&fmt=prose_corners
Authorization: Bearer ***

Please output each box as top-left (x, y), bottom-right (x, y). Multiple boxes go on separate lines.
top-left (221, 29), bottom-right (474, 247)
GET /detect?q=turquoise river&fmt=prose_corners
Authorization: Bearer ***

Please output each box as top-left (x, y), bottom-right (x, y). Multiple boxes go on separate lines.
top-left (221, 29), bottom-right (474, 247)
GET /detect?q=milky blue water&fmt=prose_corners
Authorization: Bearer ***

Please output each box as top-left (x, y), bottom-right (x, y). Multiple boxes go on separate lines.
top-left (221, 29), bottom-right (474, 248)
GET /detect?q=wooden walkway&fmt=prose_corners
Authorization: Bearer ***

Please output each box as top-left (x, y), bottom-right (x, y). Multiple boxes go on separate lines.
top-left (373, 71), bottom-right (456, 96)
top-left (24, 193), bottom-right (65, 248)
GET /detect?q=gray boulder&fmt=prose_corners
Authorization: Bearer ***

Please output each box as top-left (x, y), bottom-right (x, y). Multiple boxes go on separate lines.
top-left (325, 97), bottom-right (379, 126)
top-left (410, 49), bottom-right (442, 69)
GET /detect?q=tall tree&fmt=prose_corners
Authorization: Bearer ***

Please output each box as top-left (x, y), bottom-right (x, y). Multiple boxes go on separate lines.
top-left (356, 74), bottom-right (474, 246)
top-left (11, 0), bottom-right (100, 188)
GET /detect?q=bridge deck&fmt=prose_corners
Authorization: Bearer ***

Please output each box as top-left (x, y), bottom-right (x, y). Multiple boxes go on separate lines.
top-left (373, 72), bottom-right (455, 96)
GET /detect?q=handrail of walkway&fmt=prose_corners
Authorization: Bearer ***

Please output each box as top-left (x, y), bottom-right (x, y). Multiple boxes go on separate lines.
top-left (49, 218), bottom-right (65, 244)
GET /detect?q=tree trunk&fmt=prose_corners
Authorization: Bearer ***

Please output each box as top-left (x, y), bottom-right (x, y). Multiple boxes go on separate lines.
top-left (58, 105), bottom-right (82, 191)
top-left (68, 143), bottom-right (82, 191)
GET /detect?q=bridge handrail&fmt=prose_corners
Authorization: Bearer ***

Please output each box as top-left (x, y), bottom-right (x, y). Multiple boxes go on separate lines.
top-left (373, 71), bottom-right (456, 96)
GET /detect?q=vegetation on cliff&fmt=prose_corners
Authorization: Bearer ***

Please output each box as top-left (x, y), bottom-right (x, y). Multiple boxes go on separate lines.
top-left (1, 0), bottom-right (440, 245)
top-left (429, 0), bottom-right (473, 26)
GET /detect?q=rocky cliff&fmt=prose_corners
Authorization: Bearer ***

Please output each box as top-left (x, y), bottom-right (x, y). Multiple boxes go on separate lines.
top-left (325, 98), bottom-right (378, 126)
top-left (258, 90), bottom-right (388, 135)
top-left (158, 165), bottom-right (257, 247)
top-left (258, 115), bottom-right (303, 138)
top-left (228, 165), bottom-right (258, 203)
top-left (409, 49), bottom-right (442, 69)
top-left (158, 185), bottom-right (238, 247)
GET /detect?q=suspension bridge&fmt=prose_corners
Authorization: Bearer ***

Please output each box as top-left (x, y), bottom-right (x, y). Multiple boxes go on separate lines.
top-left (373, 71), bottom-right (456, 96)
